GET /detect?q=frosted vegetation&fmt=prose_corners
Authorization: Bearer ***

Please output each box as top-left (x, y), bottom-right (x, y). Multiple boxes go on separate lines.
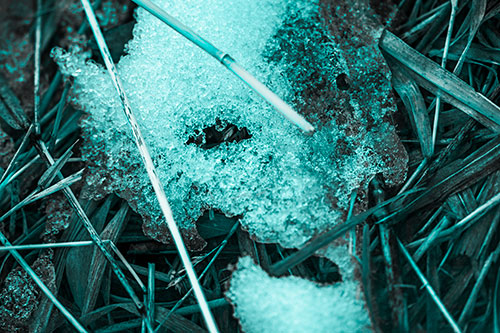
top-left (54, 0), bottom-right (406, 330)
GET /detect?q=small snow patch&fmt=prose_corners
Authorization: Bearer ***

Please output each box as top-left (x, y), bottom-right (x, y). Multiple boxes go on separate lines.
top-left (227, 256), bottom-right (371, 333)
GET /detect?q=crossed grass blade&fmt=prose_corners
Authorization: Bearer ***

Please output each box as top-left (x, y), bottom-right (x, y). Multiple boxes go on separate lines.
top-left (380, 30), bottom-right (500, 131)
top-left (78, 0), bottom-right (216, 331)
top-left (397, 237), bottom-right (461, 333)
top-left (0, 229), bottom-right (87, 332)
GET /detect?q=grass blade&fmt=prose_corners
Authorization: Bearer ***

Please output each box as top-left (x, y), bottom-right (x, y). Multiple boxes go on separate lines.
top-left (82, 203), bottom-right (129, 314)
top-left (0, 169), bottom-right (83, 222)
top-left (33, 140), bottom-right (146, 318)
top-left (494, 267), bottom-right (500, 333)
top-left (148, 263), bottom-right (155, 330)
top-left (269, 189), bottom-right (420, 276)
top-left (380, 30), bottom-right (500, 131)
top-left (37, 141), bottom-right (77, 190)
top-left (431, 0), bottom-right (458, 152)
top-left (79, 1), bottom-right (217, 330)
top-left (34, 0), bottom-right (42, 135)
top-left (0, 73), bottom-right (29, 130)
top-left (0, 124), bottom-right (33, 185)
top-left (391, 66), bottom-right (433, 157)
top-left (0, 230), bottom-right (87, 332)
top-left (130, 0), bottom-right (314, 133)
top-left (458, 242), bottom-right (500, 325)
top-left (452, 0), bottom-right (487, 74)
top-left (397, 238), bottom-right (461, 333)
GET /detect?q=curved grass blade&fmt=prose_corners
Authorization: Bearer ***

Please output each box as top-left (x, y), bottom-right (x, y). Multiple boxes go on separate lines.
top-left (391, 66), bottom-right (432, 157)
top-left (0, 124), bottom-right (34, 185)
top-left (0, 73), bottom-right (29, 130)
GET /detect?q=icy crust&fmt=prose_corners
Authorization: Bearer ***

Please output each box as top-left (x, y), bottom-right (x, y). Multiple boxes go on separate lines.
top-left (54, 0), bottom-right (406, 249)
top-left (227, 256), bottom-right (371, 333)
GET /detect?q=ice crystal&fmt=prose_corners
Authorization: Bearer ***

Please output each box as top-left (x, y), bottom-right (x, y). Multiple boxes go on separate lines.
top-left (54, 0), bottom-right (407, 250)
top-left (0, 254), bottom-right (56, 332)
top-left (226, 256), bottom-right (371, 333)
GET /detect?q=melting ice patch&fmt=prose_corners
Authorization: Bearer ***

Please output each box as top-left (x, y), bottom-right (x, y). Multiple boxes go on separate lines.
top-left (227, 256), bottom-right (371, 333)
top-left (53, 0), bottom-right (406, 250)
top-left (53, 0), bottom-right (409, 330)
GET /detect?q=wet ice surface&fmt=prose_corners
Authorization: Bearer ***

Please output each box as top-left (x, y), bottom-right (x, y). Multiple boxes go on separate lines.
top-left (55, 0), bottom-right (407, 329)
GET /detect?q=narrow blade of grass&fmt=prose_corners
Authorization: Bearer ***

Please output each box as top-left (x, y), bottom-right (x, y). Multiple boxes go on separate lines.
top-left (362, 223), bottom-right (374, 326)
top-left (0, 73), bottom-right (30, 130)
top-left (0, 124), bottom-right (33, 185)
top-left (0, 240), bottom-right (104, 251)
top-left (380, 30), bottom-right (500, 131)
top-left (79, 1), bottom-right (217, 331)
top-left (396, 137), bottom-right (500, 219)
top-left (431, 0), bottom-right (457, 153)
top-left (269, 189), bottom-right (420, 276)
top-left (397, 238), bottom-right (461, 333)
top-left (148, 263), bottom-right (156, 330)
top-left (33, 0), bottom-right (42, 134)
top-left (413, 216), bottom-right (451, 261)
top-left (82, 202), bottom-right (129, 314)
top-left (155, 221), bottom-right (238, 332)
top-left (0, 230), bottom-right (87, 332)
top-left (0, 169), bottom-right (83, 222)
top-left (130, 0), bottom-right (314, 133)
top-left (453, 0), bottom-right (487, 74)
top-left (37, 141), bottom-right (77, 190)
top-left (391, 66), bottom-right (433, 157)
top-left (458, 242), bottom-right (500, 325)
top-left (33, 139), bottom-right (146, 319)
top-left (494, 267), bottom-right (500, 333)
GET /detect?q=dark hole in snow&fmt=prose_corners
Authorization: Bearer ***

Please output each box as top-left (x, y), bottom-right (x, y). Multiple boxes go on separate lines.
top-left (274, 246), bottom-right (342, 285)
top-left (335, 73), bottom-right (350, 90)
top-left (301, 256), bottom-right (343, 284)
top-left (187, 122), bottom-right (252, 149)
top-left (196, 209), bottom-right (241, 240)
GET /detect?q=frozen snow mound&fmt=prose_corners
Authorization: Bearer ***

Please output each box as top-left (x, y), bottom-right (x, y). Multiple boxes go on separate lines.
top-left (227, 256), bottom-right (371, 333)
top-left (53, 0), bottom-right (407, 250)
